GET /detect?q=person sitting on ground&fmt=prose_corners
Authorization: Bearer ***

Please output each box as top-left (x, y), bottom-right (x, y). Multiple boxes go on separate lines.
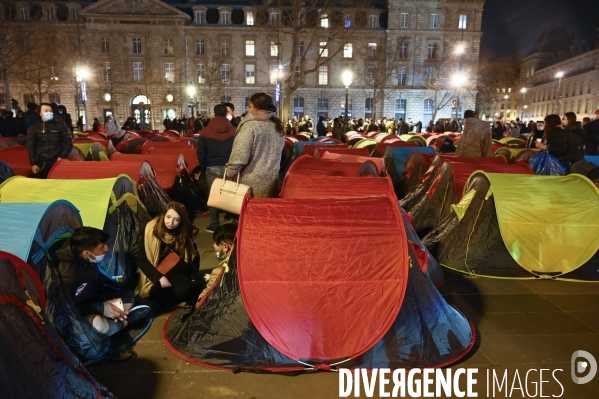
top-left (198, 224), bottom-right (238, 301)
top-left (51, 227), bottom-right (149, 335)
top-left (137, 201), bottom-right (204, 309)
top-left (104, 115), bottom-right (124, 146)
top-left (535, 114), bottom-right (568, 166)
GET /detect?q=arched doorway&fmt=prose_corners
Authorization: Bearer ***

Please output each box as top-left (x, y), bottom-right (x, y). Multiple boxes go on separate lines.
top-left (131, 95), bottom-right (152, 129)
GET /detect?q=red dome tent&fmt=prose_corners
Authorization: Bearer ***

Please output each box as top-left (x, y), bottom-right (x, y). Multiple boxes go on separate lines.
top-left (314, 147), bottom-right (370, 157)
top-left (164, 196), bottom-right (473, 370)
top-left (280, 174), bottom-right (395, 199)
top-left (320, 152), bottom-right (385, 174)
top-left (286, 155), bottom-right (380, 177)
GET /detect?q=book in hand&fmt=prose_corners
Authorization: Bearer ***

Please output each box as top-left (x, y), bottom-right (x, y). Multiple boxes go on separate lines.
top-left (156, 251), bottom-right (181, 278)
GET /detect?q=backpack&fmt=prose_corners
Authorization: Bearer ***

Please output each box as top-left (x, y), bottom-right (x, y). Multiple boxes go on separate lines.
top-left (566, 133), bottom-right (585, 163)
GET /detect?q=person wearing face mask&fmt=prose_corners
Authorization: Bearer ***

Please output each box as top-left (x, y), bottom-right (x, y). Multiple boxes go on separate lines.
top-left (196, 104), bottom-right (237, 233)
top-left (507, 121), bottom-right (520, 138)
top-left (526, 120), bottom-right (544, 148)
top-left (137, 202), bottom-right (204, 309)
top-left (26, 102), bottom-right (73, 178)
top-left (51, 227), bottom-right (149, 336)
top-left (223, 102), bottom-right (241, 128)
top-left (198, 224), bottom-right (238, 301)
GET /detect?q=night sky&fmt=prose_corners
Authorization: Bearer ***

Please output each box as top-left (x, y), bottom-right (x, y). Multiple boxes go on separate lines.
top-left (481, 0), bottom-right (598, 58)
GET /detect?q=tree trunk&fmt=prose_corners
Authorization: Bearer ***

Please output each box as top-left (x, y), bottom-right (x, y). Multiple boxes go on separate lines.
top-left (4, 73), bottom-right (11, 110)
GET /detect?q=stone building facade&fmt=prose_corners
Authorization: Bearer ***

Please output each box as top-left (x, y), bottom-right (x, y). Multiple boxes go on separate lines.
top-left (1, 0), bottom-right (485, 128)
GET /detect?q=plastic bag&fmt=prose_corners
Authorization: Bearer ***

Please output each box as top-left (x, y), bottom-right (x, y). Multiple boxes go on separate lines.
top-left (529, 150), bottom-right (567, 176)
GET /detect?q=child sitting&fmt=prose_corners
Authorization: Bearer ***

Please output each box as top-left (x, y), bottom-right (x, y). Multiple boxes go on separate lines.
top-left (199, 223), bottom-right (237, 300)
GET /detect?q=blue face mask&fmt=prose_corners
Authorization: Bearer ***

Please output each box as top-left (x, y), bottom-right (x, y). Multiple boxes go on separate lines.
top-left (88, 251), bottom-right (105, 263)
top-left (42, 112), bottom-right (54, 121)
top-left (215, 245), bottom-right (228, 261)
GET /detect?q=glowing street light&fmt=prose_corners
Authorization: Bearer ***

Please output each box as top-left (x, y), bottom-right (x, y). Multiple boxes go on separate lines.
top-left (342, 70), bottom-right (352, 122)
top-left (451, 73), bottom-right (467, 119)
top-left (187, 86), bottom-right (196, 98)
top-left (555, 71), bottom-right (564, 113)
top-left (455, 44), bottom-right (465, 55)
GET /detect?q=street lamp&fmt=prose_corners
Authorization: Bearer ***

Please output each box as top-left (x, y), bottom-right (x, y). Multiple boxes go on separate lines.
top-left (451, 73), bottom-right (467, 119)
top-left (187, 86), bottom-right (196, 117)
top-left (454, 44), bottom-right (465, 55)
top-left (75, 66), bottom-right (90, 130)
top-left (342, 70), bottom-right (352, 126)
top-left (555, 71), bottom-right (564, 113)
top-left (520, 87), bottom-right (527, 120)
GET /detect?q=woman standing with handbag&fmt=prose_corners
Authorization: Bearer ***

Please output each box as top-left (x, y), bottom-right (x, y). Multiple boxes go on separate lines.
top-left (137, 201), bottom-right (203, 309)
top-left (225, 93), bottom-right (286, 198)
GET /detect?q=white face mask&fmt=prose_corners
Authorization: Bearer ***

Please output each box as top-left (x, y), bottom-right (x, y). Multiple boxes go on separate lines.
top-left (42, 112), bottom-right (54, 122)
top-left (87, 251), bottom-right (105, 263)
top-left (538, 125), bottom-right (544, 131)
top-left (226, 115), bottom-right (233, 121)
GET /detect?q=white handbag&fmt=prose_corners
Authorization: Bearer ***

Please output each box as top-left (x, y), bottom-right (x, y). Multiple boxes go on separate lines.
top-left (207, 170), bottom-right (251, 215)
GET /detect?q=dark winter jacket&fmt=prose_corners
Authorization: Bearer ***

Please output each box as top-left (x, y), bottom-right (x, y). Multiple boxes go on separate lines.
top-left (24, 110), bottom-right (40, 132)
top-left (193, 118), bottom-right (204, 132)
top-left (14, 116), bottom-right (27, 135)
top-left (196, 116), bottom-right (236, 171)
top-left (52, 239), bottom-right (133, 316)
top-left (316, 118), bottom-right (328, 136)
top-left (0, 113), bottom-right (16, 137)
top-left (571, 127), bottom-right (586, 144)
top-left (27, 119), bottom-right (73, 166)
top-left (583, 119), bottom-right (599, 155)
top-left (546, 127), bottom-right (569, 165)
top-left (398, 123), bottom-right (409, 135)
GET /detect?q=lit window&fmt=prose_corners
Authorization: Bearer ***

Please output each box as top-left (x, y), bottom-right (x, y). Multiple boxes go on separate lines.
top-left (221, 64), bottom-right (230, 83)
top-left (318, 65), bottom-right (328, 85)
top-left (196, 64), bottom-right (205, 84)
top-left (400, 13), bottom-right (409, 28)
top-left (164, 63), bottom-right (174, 83)
top-left (246, 40), bottom-right (255, 57)
top-left (270, 12), bottom-right (279, 25)
top-left (458, 14), bottom-right (467, 30)
top-left (399, 42), bottom-right (408, 58)
top-left (270, 41), bottom-right (278, 57)
top-left (247, 12), bottom-right (254, 25)
top-left (133, 38), bottom-right (141, 54)
top-left (270, 65), bottom-right (278, 84)
top-left (102, 62), bottom-right (111, 82)
top-left (245, 64), bottom-right (255, 84)
top-left (320, 14), bottom-right (329, 28)
top-left (221, 12), bottom-right (229, 25)
top-left (133, 62), bottom-right (143, 82)
top-left (369, 15), bottom-right (377, 28)
top-left (319, 42), bottom-right (328, 57)
top-left (344, 15), bottom-right (352, 28)
top-left (368, 43), bottom-right (377, 57)
top-left (343, 43), bottom-right (353, 58)
top-left (196, 11), bottom-right (204, 24)
top-left (430, 14), bottom-right (439, 29)
top-left (164, 39), bottom-right (173, 54)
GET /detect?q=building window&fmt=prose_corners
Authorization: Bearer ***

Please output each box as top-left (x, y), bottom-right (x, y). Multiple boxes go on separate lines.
top-left (270, 65), bottom-right (278, 84)
top-left (398, 67), bottom-right (406, 85)
top-left (196, 11), bottom-right (204, 24)
top-left (270, 41), bottom-right (278, 57)
top-left (133, 62), bottom-right (143, 82)
top-left (221, 94), bottom-right (231, 104)
top-left (458, 14), bottom-right (467, 29)
top-left (196, 64), bottom-right (205, 84)
top-left (298, 42), bottom-right (304, 58)
top-left (344, 14), bottom-right (352, 28)
top-left (318, 66), bottom-right (328, 85)
top-left (221, 39), bottom-right (229, 56)
top-left (365, 98), bottom-right (373, 118)
top-left (319, 42), bottom-right (328, 57)
top-left (70, 8), bottom-right (78, 21)
top-left (245, 64), bottom-right (255, 84)
top-left (246, 11), bottom-right (254, 25)
top-left (270, 12), bottom-right (279, 25)
top-left (133, 38), bottom-right (141, 54)
top-left (221, 12), bottom-right (229, 25)
top-left (369, 15), bottom-right (377, 28)
top-left (102, 62), bottom-right (111, 82)
top-left (317, 97), bottom-right (328, 118)
top-left (49, 93), bottom-right (61, 104)
top-left (400, 13), bottom-right (409, 28)
top-left (101, 38), bottom-right (109, 53)
top-left (320, 14), bottom-right (329, 28)
top-left (245, 40), bottom-right (255, 57)
top-left (164, 63), bottom-right (174, 83)
top-left (293, 96), bottom-right (304, 118)
top-left (46, 8), bottom-right (52, 22)
top-left (0, 93), bottom-right (6, 104)
top-left (427, 43), bottom-right (437, 59)
top-left (430, 14), bottom-right (439, 29)
top-left (294, 65), bottom-right (301, 82)
top-left (399, 42), bottom-right (408, 58)
top-left (221, 64), bottom-right (230, 83)
top-left (164, 39), bottom-right (173, 54)
top-left (395, 98), bottom-right (406, 120)
top-left (196, 39), bottom-right (204, 55)
top-left (366, 66), bottom-right (375, 80)
top-left (423, 98), bottom-right (434, 121)
top-left (368, 43), bottom-right (377, 57)
top-left (424, 66), bottom-right (436, 83)
top-left (344, 43), bottom-right (353, 58)
top-left (24, 93), bottom-right (35, 104)
top-left (20, 7), bottom-right (28, 21)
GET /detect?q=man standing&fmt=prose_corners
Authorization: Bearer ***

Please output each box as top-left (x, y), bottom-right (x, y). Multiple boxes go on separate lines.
top-left (583, 109), bottom-right (599, 155)
top-left (24, 102), bottom-right (41, 132)
top-left (455, 110), bottom-right (493, 157)
top-left (223, 102), bottom-right (241, 128)
top-left (397, 118), bottom-right (409, 134)
top-left (27, 103), bottom-right (73, 178)
top-left (197, 104), bottom-right (236, 232)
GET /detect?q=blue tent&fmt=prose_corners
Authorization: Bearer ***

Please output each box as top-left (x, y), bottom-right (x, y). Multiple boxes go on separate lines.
top-left (584, 156), bottom-right (599, 166)
top-left (0, 160), bottom-right (14, 184)
top-left (384, 146), bottom-right (436, 177)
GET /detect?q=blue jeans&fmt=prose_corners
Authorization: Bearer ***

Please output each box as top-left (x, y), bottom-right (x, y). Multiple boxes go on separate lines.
top-left (205, 166), bottom-right (226, 228)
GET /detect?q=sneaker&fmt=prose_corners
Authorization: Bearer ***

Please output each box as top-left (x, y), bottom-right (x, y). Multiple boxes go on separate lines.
top-left (206, 224), bottom-right (218, 233)
top-left (126, 305), bottom-right (151, 326)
